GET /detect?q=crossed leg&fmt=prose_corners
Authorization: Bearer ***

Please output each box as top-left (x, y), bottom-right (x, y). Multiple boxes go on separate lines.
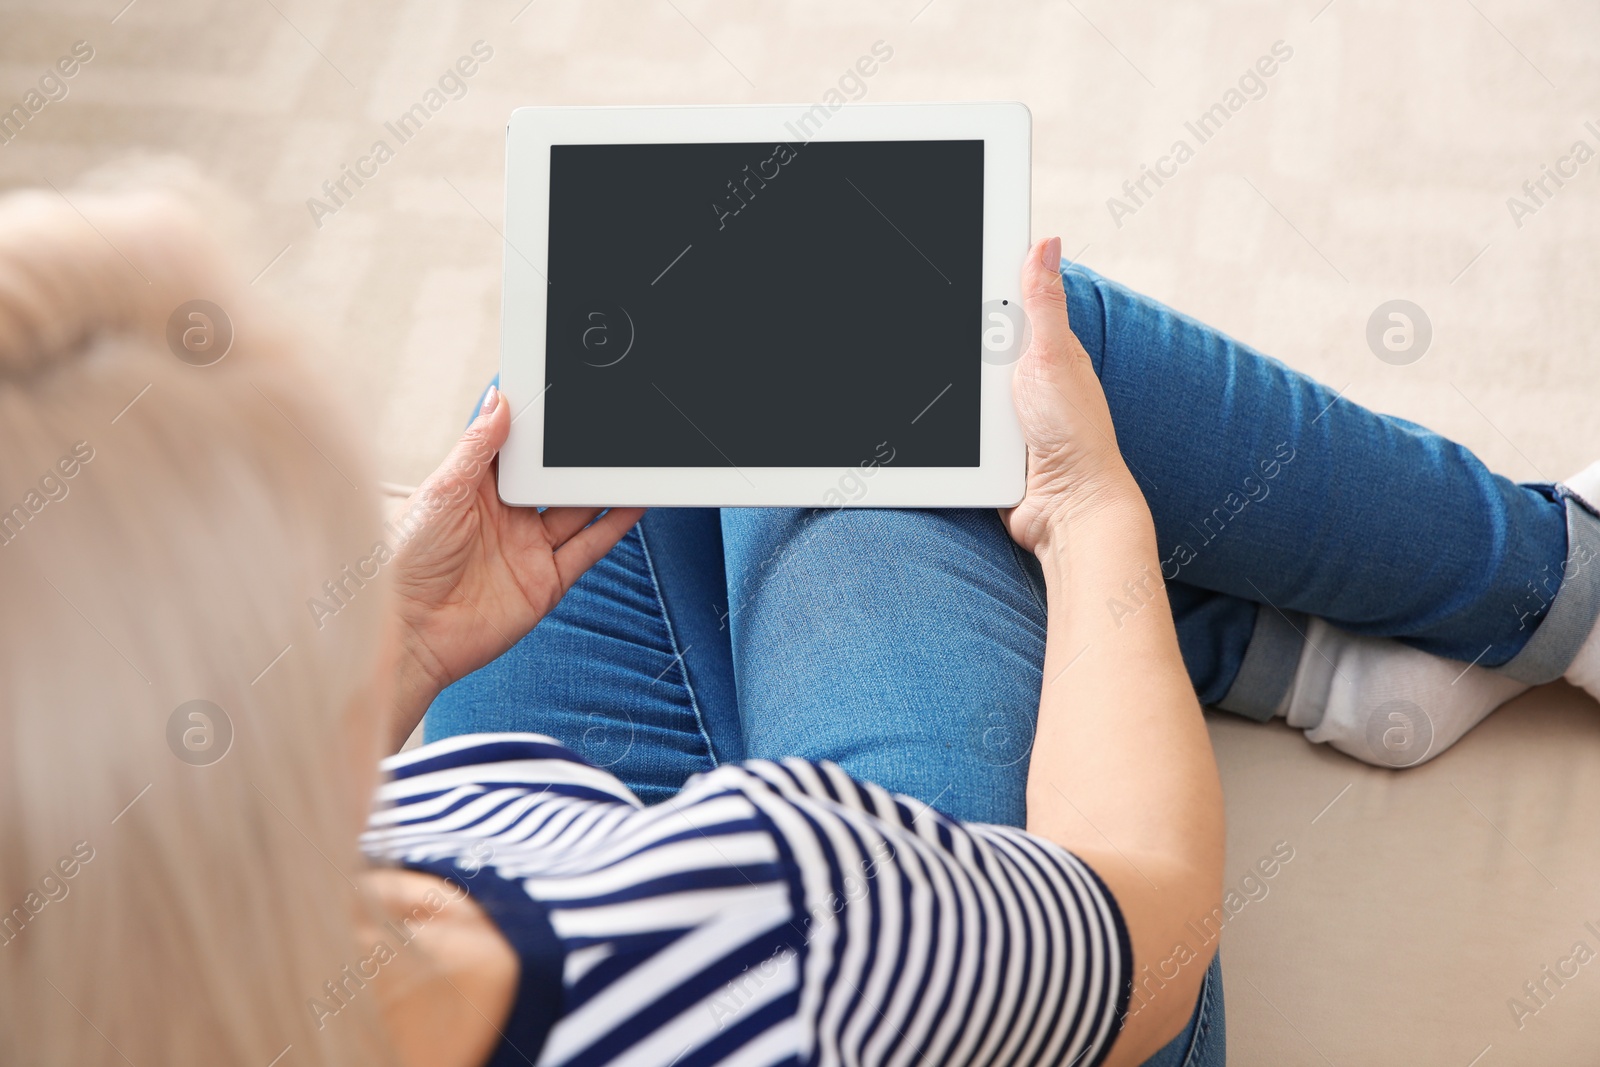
top-left (427, 262), bottom-right (1600, 817)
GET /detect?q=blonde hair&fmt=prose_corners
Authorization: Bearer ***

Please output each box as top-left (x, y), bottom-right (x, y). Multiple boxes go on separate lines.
top-left (0, 166), bottom-right (395, 1065)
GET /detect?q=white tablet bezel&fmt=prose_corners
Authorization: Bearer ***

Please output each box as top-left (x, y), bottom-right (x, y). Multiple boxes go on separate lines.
top-left (498, 101), bottom-right (1030, 507)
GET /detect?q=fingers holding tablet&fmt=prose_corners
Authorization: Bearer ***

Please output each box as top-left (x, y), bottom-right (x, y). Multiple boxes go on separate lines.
top-left (1002, 236), bottom-right (1142, 554)
top-left (386, 386), bottom-right (644, 739)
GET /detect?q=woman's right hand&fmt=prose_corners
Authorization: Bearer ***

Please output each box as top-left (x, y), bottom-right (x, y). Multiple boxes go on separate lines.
top-left (1001, 237), bottom-right (1146, 556)
top-left (385, 388), bottom-right (645, 747)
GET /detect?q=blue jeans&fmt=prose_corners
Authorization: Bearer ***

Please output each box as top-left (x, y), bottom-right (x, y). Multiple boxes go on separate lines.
top-left (426, 263), bottom-right (1600, 1067)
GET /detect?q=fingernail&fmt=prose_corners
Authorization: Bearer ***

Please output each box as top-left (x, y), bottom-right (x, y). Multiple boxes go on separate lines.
top-left (480, 385), bottom-right (500, 416)
top-left (1041, 236), bottom-right (1061, 269)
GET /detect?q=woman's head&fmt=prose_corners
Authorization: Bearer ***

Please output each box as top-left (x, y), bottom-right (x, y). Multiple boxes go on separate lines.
top-left (0, 167), bottom-right (395, 1064)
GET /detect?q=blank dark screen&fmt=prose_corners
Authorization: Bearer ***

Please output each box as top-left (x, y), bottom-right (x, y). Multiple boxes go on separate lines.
top-left (541, 139), bottom-right (984, 467)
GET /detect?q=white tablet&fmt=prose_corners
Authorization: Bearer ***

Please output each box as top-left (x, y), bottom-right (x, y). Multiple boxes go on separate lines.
top-left (498, 102), bottom-right (1031, 508)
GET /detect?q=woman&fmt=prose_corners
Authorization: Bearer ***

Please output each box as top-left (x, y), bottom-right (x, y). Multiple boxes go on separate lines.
top-left (0, 174), bottom-right (1593, 1067)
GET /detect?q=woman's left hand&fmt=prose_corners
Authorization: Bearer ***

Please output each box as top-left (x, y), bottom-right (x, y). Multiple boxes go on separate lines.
top-left (387, 386), bottom-right (645, 743)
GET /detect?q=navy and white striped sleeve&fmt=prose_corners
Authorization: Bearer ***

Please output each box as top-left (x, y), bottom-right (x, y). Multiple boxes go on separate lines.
top-left (711, 758), bottom-right (1133, 1067)
top-left (361, 736), bottom-right (1131, 1067)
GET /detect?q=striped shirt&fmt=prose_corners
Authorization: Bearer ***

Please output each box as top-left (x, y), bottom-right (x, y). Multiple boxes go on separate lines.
top-left (360, 733), bottom-right (1131, 1067)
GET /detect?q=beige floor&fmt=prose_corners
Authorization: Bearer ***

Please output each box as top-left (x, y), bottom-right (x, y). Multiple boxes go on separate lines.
top-left (5, 0), bottom-right (1600, 1062)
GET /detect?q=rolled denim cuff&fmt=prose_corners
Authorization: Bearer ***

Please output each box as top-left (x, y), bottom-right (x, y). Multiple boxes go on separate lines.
top-left (1216, 604), bottom-right (1308, 721)
top-left (1496, 490), bottom-right (1600, 684)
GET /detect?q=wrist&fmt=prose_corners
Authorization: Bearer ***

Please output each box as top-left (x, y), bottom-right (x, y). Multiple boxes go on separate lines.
top-left (1030, 474), bottom-right (1153, 561)
top-left (388, 621), bottom-right (450, 750)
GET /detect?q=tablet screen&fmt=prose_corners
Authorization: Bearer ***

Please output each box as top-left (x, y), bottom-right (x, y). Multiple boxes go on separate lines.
top-left (541, 139), bottom-right (984, 468)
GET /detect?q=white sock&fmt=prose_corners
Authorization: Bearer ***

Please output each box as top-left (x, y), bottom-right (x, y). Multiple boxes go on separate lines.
top-left (1560, 460), bottom-right (1600, 700)
top-left (1565, 458), bottom-right (1600, 510)
top-left (1284, 618), bottom-right (1529, 768)
top-left (1564, 633), bottom-right (1600, 700)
